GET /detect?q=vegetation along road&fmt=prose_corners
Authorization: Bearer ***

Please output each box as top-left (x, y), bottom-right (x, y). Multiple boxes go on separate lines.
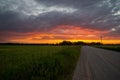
top-left (73, 46), bottom-right (120, 80)
top-left (0, 45), bottom-right (80, 80)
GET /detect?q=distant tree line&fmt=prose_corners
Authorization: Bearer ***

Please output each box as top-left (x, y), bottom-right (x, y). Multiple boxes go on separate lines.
top-left (0, 41), bottom-right (103, 45)
top-left (57, 41), bottom-right (102, 45)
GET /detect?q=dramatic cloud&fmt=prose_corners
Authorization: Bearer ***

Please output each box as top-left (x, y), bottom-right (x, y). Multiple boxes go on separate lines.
top-left (0, 0), bottom-right (120, 43)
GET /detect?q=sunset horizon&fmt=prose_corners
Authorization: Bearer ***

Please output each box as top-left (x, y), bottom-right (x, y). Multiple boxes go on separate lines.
top-left (0, 0), bottom-right (120, 44)
top-left (0, 0), bottom-right (120, 80)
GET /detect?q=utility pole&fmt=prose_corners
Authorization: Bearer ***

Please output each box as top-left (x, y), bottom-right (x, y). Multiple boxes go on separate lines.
top-left (100, 35), bottom-right (103, 44)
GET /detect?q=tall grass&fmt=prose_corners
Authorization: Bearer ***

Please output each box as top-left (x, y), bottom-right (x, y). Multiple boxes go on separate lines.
top-left (0, 45), bottom-right (80, 80)
top-left (97, 45), bottom-right (120, 52)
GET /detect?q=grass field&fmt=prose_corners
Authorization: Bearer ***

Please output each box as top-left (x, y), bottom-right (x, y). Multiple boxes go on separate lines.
top-left (97, 45), bottom-right (120, 52)
top-left (0, 45), bottom-right (80, 80)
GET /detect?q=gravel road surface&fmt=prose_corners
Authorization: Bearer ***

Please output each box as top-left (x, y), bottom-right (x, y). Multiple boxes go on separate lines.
top-left (73, 46), bottom-right (120, 80)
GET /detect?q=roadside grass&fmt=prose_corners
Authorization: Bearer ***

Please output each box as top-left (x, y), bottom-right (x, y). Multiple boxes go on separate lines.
top-left (97, 45), bottom-right (120, 52)
top-left (0, 45), bottom-right (81, 80)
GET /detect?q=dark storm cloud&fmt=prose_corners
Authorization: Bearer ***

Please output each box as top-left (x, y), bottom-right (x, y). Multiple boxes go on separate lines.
top-left (36, 0), bottom-right (100, 8)
top-left (0, 0), bottom-right (120, 37)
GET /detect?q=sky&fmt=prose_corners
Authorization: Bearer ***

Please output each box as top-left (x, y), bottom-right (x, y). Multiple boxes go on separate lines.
top-left (0, 0), bottom-right (120, 44)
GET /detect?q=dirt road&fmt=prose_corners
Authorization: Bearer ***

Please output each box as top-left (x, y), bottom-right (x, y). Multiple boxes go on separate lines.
top-left (73, 46), bottom-right (120, 80)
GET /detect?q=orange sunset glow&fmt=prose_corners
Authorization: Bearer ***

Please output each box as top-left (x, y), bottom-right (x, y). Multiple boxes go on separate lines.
top-left (1, 25), bottom-right (119, 44)
top-left (0, 0), bottom-right (120, 44)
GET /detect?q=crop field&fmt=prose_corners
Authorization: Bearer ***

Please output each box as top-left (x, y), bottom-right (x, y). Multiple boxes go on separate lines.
top-left (97, 45), bottom-right (120, 52)
top-left (0, 45), bottom-right (80, 80)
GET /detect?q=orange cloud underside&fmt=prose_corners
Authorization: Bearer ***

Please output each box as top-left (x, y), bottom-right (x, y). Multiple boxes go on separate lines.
top-left (6, 25), bottom-right (120, 44)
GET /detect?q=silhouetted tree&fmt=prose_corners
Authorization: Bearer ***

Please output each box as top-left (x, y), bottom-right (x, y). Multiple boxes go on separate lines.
top-left (74, 41), bottom-right (86, 45)
top-left (59, 41), bottom-right (72, 45)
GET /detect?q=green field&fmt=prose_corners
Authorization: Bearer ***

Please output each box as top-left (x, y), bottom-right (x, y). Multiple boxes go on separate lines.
top-left (0, 45), bottom-right (80, 80)
top-left (97, 45), bottom-right (120, 52)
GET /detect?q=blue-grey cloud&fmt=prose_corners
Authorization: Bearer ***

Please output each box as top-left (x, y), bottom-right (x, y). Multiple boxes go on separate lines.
top-left (0, 0), bottom-right (120, 38)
